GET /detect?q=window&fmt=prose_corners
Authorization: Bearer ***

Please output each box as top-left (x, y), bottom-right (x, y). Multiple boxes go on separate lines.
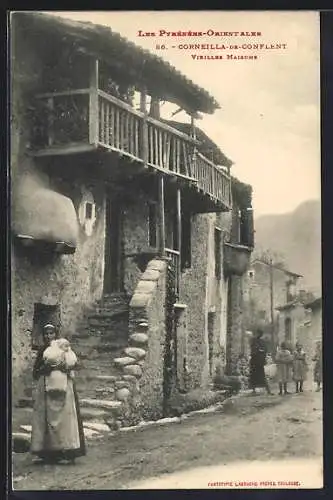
top-left (248, 269), bottom-right (255, 279)
top-left (214, 228), bottom-right (222, 279)
top-left (85, 202), bottom-right (93, 220)
top-left (181, 211), bottom-right (192, 270)
top-left (148, 203), bottom-right (157, 248)
top-left (240, 208), bottom-right (254, 247)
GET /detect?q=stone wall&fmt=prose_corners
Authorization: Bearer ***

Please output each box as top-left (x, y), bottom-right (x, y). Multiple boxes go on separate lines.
top-left (179, 214), bottom-right (211, 389)
top-left (179, 213), bottom-right (229, 389)
top-left (226, 275), bottom-right (245, 374)
top-left (104, 259), bottom-right (167, 426)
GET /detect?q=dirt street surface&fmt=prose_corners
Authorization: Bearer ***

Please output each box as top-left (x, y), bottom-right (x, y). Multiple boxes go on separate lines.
top-left (12, 388), bottom-right (323, 490)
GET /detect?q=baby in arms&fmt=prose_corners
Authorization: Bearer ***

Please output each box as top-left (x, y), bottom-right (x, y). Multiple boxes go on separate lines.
top-left (43, 338), bottom-right (77, 392)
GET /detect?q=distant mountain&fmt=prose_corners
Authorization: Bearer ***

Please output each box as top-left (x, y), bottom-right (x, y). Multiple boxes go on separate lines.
top-left (254, 200), bottom-right (321, 294)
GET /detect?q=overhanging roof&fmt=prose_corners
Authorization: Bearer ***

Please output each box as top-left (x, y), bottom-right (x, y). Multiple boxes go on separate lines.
top-left (304, 297), bottom-right (322, 310)
top-left (275, 300), bottom-right (301, 311)
top-left (13, 12), bottom-right (220, 115)
top-left (162, 120), bottom-right (233, 168)
top-left (252, 259), bottom-right (303, 278)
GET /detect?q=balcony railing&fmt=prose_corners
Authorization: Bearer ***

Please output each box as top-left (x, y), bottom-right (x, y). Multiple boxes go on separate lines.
top-left (29, 88), bottom-right (231, 209)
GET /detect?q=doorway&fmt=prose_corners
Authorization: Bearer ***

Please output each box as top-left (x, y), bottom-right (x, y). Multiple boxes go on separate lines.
top-left (104, 195), bottom-right (123, 294)
top-left (208, 312), bottom-right (215, 377)
top-left (285, 317), bottom-right (292, 344)
top-left (32, 303), bottom-right (61, 349)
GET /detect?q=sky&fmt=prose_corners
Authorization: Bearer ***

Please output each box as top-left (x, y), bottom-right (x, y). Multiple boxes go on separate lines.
top-left (49, 11), bottom-right (320, 217)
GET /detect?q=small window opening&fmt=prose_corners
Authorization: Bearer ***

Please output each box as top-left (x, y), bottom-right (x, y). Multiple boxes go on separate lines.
top-left (85, 202), bottom-right (93, 220)
top-left (181, 211), bottom-right (192, 270)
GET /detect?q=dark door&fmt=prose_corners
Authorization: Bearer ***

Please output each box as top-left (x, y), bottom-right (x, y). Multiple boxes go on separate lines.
top-left (32, 303), bottom-right (61, 349)
top-left (104, 195), bottom-right (123, 294)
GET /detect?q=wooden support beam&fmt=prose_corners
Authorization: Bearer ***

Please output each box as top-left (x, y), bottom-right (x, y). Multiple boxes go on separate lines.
top-left (190, 115), bottom-right (196, 141)
top-left (47, 97), bottom-right (54, 146)
top-left (190, 114), bottom-right (197, 178)
top-left (177, 187), bottom-right (182, 295)
top-left (158, 174), bottom-right (166, 257)
top-left (89, 58), bottom-right (99, 146)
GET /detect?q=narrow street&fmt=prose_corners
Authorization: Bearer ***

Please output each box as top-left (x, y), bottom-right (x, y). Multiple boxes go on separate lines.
top-left (12, 388), bottom-right (323, 490)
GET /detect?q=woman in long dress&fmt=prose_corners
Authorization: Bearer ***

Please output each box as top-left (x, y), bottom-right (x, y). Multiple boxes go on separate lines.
top-left (249, 329), bottom-right (273, 395)
top-left (30, 324), bottom-right (86, 464)
top-left (276, 342), bottom-right (293, 395)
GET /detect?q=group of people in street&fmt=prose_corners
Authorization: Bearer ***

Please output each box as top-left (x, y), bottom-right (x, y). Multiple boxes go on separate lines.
top-left (248, 329), bottom-right (322, 396)
top-left (28, 323), bottom-right (322, 464)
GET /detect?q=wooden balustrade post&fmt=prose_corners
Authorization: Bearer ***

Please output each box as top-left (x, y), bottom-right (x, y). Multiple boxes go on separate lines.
top-left (89, 58), bottom-right (99, 146)
top-left (190, 114), bottom-right (197, 178)
top-left (158, 174), bottom-right (166, 257)
top-left (140, 87), bottom-right (148, 166)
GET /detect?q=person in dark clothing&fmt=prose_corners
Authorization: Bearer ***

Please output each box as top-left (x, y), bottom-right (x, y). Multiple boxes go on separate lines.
top-left (249, 329), bottom-right (273, 395)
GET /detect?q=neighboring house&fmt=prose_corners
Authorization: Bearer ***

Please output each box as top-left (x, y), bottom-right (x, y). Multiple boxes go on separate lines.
top-left (242, 259), bottom-right (302, 353)
top-left (11, 12), bottom-right (253, 427)
top-left (275, 290), bottom-right (316, 351)
top-left (300, 296), bottom-right (322, 362)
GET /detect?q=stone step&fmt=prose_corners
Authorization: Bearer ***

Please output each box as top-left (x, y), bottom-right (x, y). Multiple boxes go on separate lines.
top-left (80, 407), bottom-right (111, 421)
top-left (96, 293), bottom-right (129, 304)
top-left (74, 341), bottom-right (127, 353)
top-left (80, 398), bottom-right (122, 413)
top-left (83, 421), bottom-right (110, 433)
top-left (89, 310), bottom-right (128, 321)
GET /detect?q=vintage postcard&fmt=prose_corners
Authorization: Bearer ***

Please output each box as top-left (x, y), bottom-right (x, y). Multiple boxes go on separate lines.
top-left (10, 10), bottom-right (322, 490)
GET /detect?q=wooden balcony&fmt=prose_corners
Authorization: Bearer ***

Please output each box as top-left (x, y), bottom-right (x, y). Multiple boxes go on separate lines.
top-left (28, 88), bottom-right (231, 210)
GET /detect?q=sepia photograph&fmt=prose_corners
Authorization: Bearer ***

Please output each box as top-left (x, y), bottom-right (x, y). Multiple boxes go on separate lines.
top-left (10, 10), bottom-right (322, 490)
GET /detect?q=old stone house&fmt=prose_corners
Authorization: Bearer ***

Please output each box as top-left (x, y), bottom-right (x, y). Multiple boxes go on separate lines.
top-left (11, 12), bottom-right (254, 427)
top-left (242, 259), bottom-right (302, 354)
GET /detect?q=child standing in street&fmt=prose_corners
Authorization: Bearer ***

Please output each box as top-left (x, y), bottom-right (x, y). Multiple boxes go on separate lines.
top-left (276, 342), bottom-right (293, 395)
top-left (312, 340), bottom-right (322, 392)
top-left (293, 342), bottom-right (308, 393)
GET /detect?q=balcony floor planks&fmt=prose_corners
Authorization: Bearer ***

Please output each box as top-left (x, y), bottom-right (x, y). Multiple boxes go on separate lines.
top-left (28, 141), bottom-right (231, 211)
top-left (28, 143), bottom-right (97, 157)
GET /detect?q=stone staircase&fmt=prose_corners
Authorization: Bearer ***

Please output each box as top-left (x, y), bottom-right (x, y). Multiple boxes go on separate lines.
top-left (71, 292), bottom-right (131, 424)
